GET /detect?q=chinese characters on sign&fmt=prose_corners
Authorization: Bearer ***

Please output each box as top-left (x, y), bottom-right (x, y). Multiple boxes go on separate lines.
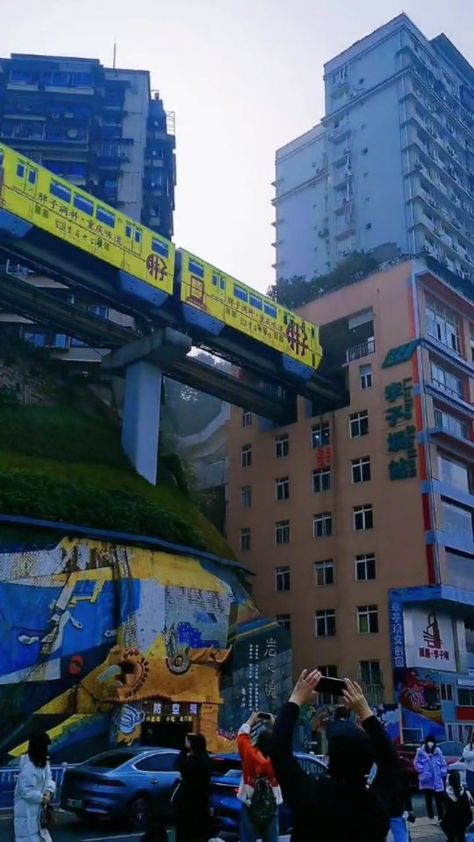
top-left (243, 642), bottom-right (260, 711)
top-left (264, 636), bottom-right (277, 702)
top-left (146, 701), bottom-right (199, 723)
top-left (384, 378), bottom-right (418, 481)
top-left (390, 595), bottom-right (406, 670)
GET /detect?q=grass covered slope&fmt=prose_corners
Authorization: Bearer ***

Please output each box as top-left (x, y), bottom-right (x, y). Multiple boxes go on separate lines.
top-left (0, 404), bottom-right (234, 559)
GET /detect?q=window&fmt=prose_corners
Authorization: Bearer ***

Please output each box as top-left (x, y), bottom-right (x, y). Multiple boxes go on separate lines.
top-left (311, 422), bottom-right (330, 448)
top-left (315, 609), bottom-right (336, 637)
top-left (351, 457), bottom-right (371, 483)
top-left (440, 683), bottom-right (454, 702)
top-left (350, 411), bottom-right (369, 438)
top-left (234, 285), bottom-right (248, 303)
top-left (275, 566), bottom-right (290, 592)
top-left (264, 303), bottom-right (277, 319)
top-left (438, 454), bottom-right (470, 493)
top-left (442, 501), bottom-right (473, 540)
top-left (152, 238), bottom-right (169, 258)
top-left (241, 486), bottom-right (252, 508)
top-left (313, 512), bottom-right (332, 538)
top-left (434, 408), bottom-right (469, 439)
top-left (96, 206), bottom-right (116, 227)
top-left (275, 433), bottom-right (289, 458)
top-left (240, 528), bottom-right (251, 552)
top-left (135, 229), bottom-right (142, 244)
top-left (74, 194), bottom-right (94, 215)
top-left (242, 411), bottom-right (253, 427)
top-left (125, 224), bottom-right (132, 238)
top-left (355, 554), bottom-right (376, 581)
top-left (50, 180), bottom-right (71, 203)
top-left (134, 753), bottom-right (177, 772)
top-left (241, 445), bottom-right (252, 468)
top-left (249, 294), bottom-right (262, 310)
top-left (276, 614), bottom-right (291, 631)
top-left (275, 477), bottom-right (290, 501)
top-left (188, 258), bottom-right (204, 278)
top-left (357, 605), bottom-right (379, 634)
top-left (426, 297), bottom-right (462, 354)
top-left (275, 520), bottom-right (290, 545)
top-left (314, 560), bottom-right (335, 587)
top-left (353, 504), bottom-right (373, 531)
top-left (360, 660), bottom-right (381, 684)
top-left (312, 468), bottom-right (331, 493)
top-left (359, 364), bottom-right (373, 390)
top-left (28, 168), bottom-right (37, 185)
top-left (458, 688), bottom-right (474, 707)
top-left (431, 361), bottom-right (464, 399)
top-left (16, 162), bottom-right (25, 178)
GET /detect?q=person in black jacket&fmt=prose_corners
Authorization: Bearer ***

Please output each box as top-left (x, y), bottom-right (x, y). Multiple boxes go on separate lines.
top-left (326, 705), bottom-right (351, 741)
top-left (173, 733), bottom-right (213, 842)
top-left (270, 669), bottom-right (403, 842)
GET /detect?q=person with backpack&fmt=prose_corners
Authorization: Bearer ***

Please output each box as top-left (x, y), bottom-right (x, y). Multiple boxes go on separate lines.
top-left (270, 669), bottom-right (402, 842)
top-left (440, 770), bottom-right (474, 842)
top-left (237, 711), bottom-right (282, 842)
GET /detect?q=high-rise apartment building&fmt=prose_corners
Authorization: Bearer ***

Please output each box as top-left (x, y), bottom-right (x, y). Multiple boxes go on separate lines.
top-left (0, 53), bottom-right (176, 237)
top-left (0, 53), bottom-right (176, 360)
top-left (227, 258), bottom-right (473, 741)
top-left (273, 14), bottom-right (474, 284)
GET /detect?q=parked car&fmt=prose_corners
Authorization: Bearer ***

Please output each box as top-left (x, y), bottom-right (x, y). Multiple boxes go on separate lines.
top-left (396, 743), bottom-right (420, 790)
top-left (60, 747), bottom-right (180, 830)
top-left (438, 741), bottom-right (465, 765)
top-left (210, 752), bottom-right (328, 838)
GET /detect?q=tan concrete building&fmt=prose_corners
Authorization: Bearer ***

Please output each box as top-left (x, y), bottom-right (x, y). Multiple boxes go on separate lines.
top-left (227, 257), bottom-right (474, 741)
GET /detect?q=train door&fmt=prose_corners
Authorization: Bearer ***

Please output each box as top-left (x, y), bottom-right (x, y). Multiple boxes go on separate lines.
top-left (210, 270), bottom-right (226, 322)
top-left (132, 225), bottom-right (143, 256)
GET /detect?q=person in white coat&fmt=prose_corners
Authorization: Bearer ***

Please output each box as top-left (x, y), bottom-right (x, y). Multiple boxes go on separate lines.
top-left (462, 735), bottom-right (474, 797)
top-left (14, 732), bottom-right (56, 842)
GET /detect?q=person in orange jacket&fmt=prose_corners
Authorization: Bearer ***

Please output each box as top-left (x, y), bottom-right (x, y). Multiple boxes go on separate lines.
top-left (237, 712), bottom-right (282, 842)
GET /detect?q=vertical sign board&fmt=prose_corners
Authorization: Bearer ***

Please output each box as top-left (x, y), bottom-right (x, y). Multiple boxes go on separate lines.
top-left (219, 621), bottom-right (292, 735)
top-left (390, 591), bottom-right (407, 670)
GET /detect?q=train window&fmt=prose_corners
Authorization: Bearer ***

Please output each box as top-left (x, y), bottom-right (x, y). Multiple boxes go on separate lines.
top-left (283, 313), bottom-right (289, 325)
top-left (28, 169), bottom-right (37, 185)
top-left (264, 303), bottom-right (277, 319)
top-left (51, 180), bottom-right (71, 203)
top-left (189, 259), bottom-right (204, 279)
top-left (311, 326), bottom-right (315, 337)
top-left (0, 149), bottom-right (3, 165)
top-left (212, 274), bottom-right (218, 287)
top-left (234, 285), bottom-right (248, 303)
top-left (74, 194), bottom-right (94, 215)
top-left (220, 279), bottom-right (226, 290)
top-left (135, 229), bottom-right (142, 244)
top-left (249, 294), bottom-right (262, 310)
top-left (152, 238), bottom-right (169, 258)
top-left (96, 206), bottom-right (116, 228)
top-left (16, 162), bottom-right (26, 178)
top-left (125, 224), bottom-right (132, 238)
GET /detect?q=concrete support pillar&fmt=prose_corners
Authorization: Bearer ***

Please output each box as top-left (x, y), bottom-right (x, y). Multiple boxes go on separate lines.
top-left (122, 359), bottom-right (162, 484)
top-left (102, 328), bottom-right (192, 486)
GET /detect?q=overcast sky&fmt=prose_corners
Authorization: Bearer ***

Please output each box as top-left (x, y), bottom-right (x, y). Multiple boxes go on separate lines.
top-left (1, 1), bottom-right (473, 292)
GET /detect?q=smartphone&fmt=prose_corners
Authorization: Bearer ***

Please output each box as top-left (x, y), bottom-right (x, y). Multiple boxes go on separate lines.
top-left (316, 676), bottom-right (346, 696)
top-left (257, 712), bottom-right (272, 721)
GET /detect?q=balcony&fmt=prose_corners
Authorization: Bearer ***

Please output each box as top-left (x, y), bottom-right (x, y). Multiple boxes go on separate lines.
top-left (346, 337), bottom-right (375, 362)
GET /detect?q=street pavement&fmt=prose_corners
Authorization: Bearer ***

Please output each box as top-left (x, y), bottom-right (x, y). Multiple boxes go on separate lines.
top-left (0, 804), bottom-right (446, 841)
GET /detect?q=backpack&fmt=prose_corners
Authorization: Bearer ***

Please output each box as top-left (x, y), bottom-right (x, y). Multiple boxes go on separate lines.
top-left (248, 777), bottom-right (277, 829)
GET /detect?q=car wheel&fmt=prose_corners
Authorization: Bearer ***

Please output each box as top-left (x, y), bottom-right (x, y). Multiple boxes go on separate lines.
top-left (129, 794), bottom-right (152, 830)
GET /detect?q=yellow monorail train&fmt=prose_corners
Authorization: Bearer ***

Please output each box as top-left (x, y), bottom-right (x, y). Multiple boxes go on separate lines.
top-left (0, 143), bottom-right (322, 377)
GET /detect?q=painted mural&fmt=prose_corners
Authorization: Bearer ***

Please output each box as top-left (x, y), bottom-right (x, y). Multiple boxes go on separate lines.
top-left (0, 528), bottom-right (291, 762)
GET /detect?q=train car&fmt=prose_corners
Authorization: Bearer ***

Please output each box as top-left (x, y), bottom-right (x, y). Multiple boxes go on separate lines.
top-left (0, 143), bottom-right (175, 308)
top-left (178, 248), bottom-right (322, 379)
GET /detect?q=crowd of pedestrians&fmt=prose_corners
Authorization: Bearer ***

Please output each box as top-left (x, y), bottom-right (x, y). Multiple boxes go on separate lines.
top-left (12, 673), bottom-right (474, 842)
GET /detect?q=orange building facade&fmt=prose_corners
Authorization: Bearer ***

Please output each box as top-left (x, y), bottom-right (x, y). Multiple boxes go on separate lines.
top-left (227, 258), bottom-right (474, 743)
